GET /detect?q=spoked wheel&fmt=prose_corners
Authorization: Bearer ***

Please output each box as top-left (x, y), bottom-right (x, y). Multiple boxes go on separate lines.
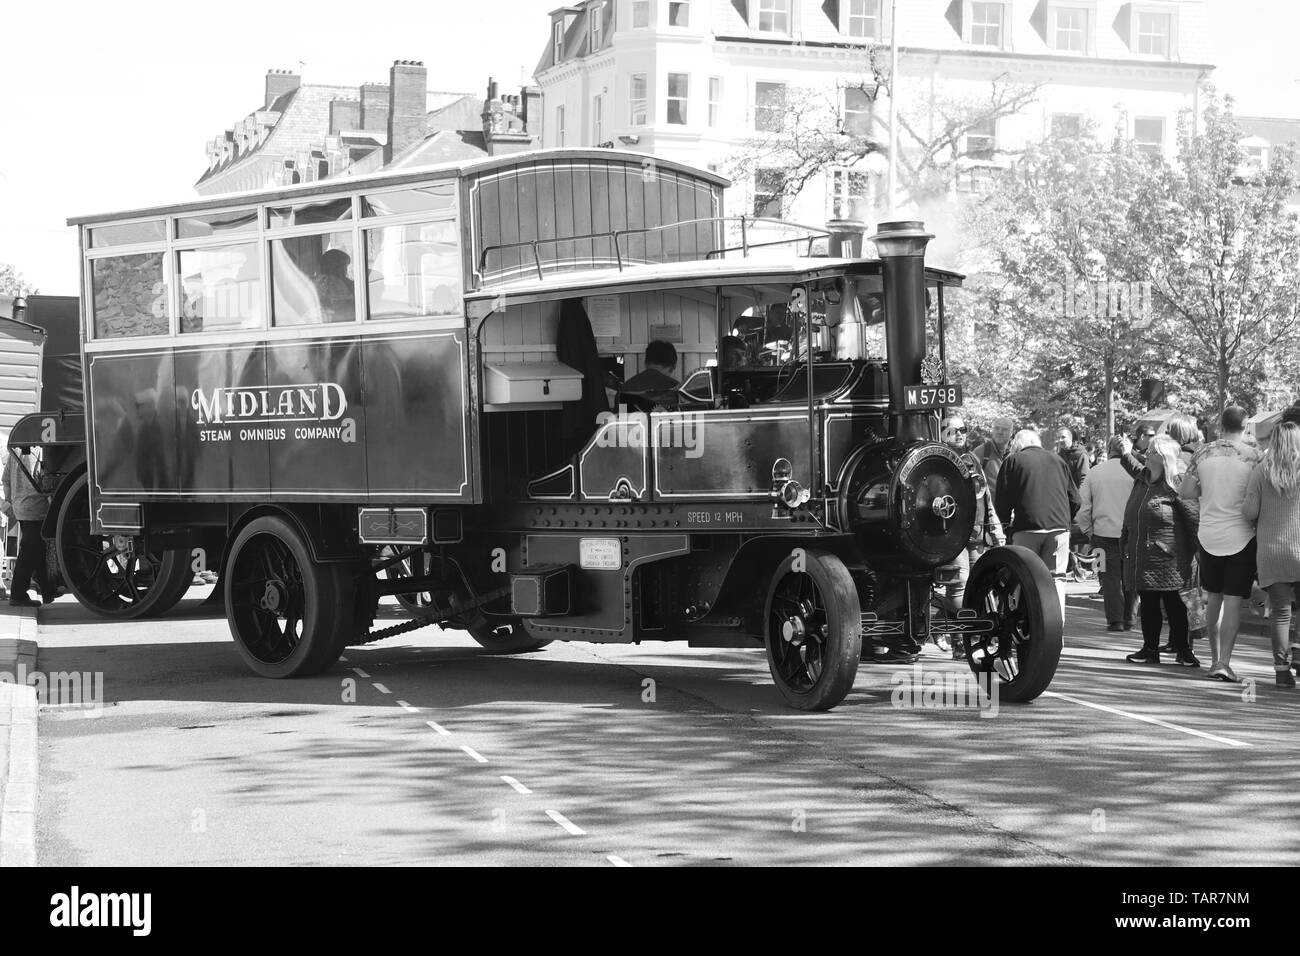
top-left (225, 516), bottom-right (354, 678)
top-left (961, 545), bottom-right (1063, 703)
top-left (55, 472), bottom-right (193, 619)
top-left (764, 549), bottom-right (862, 711)
top-left (377, 546), bottom-right (435, 615)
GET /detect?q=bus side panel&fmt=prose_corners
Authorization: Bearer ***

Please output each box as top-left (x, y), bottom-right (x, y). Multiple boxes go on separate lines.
top-left (363, 330), bottom-right (471, 499)
top-left (173, 344), bottom-right (270, 495)
top-left (265, 337), bottom-right (366, 495)
top-left (87, 350), bottom-right (182, 495)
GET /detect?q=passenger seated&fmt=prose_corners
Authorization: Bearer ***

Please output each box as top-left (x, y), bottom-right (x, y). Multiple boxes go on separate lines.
top-left (720, 335), bottom-right (749, 369)
top-left (619, 341), bottom-right (680, 409)
top-left (314, 249), bottom-right (355, 323)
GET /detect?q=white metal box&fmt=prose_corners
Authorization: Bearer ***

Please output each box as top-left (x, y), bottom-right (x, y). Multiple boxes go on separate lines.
top-left (483, 361), bottom-right (584, 411)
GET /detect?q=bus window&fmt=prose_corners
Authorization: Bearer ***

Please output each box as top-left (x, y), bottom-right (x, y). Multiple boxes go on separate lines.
top-left (267, 197), bottom-right (353, 229)
top-left (178, 242), bottom-right (263, 333)
top-left (176, 208), bottom-right (258, 240)
top-left (364, 220), bottom-right (461, 320)
top-left (361, 184), bottom-right (457, 218)
top-left (271, 232), bottom-right (357, 326)
top-left (88, 220), bottom-right (166, 249)
top-left (91, 252), bottom-right (168, 338)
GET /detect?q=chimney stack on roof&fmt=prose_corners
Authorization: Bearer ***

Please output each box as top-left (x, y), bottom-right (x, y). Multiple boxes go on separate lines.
top-left (385, 59), bottom-right (428, 163)
top-left (264, 68), bottom-right (301, 109)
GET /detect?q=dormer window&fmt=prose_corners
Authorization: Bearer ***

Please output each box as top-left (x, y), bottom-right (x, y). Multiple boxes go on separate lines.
top-left (632, 0), bottom-right (650, 28)
top-left (1136, 9), bottom-right (1171, 55)
top-left (553, 20), bottom-right (564, 62)
top-left (1050, 4), bottom-right (1090, 53)
top-left (753, 0), bottom-right (791, 34)
top-left (969, 1), bottom-right (1007, 47)
top-left (590, 3), bottom-right (603, 49)
top-left (1118, 4), bottom-right (1177, 58)
top-left (843, 0), bottom-right (881, 39)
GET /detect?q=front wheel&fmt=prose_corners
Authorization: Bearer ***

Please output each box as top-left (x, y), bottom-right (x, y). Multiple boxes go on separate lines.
top-left (764, 549), bottom-right (862, 710)
top-left (962, 545), bottom-right (1063, 703)
top-left (55, 472), bottom-right (194, 619)
top-left (225, 516), bottom-right (354, 678)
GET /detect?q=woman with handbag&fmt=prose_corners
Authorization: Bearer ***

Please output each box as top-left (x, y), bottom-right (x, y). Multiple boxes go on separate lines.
top-left (1121, 435), bottom-right (1201, 666)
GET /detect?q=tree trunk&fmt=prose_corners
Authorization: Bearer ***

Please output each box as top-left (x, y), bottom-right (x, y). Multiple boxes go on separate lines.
top-left (1214, 350), bottom-right (1231, 439)
top-left (1104, 353), bottom-right (1115, 438)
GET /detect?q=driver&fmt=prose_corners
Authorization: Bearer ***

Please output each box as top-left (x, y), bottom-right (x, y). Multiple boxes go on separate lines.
top-left (619, 341), bottom-right (680, 408)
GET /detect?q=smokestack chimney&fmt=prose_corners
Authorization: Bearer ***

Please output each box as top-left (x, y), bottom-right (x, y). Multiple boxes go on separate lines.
top-left (385, 60), bottom-right (427, 163)
top-left (871, 221), bottom-right (934, 443)
top-left (264, 69), bottom-right (300, 109)
top-left (360, 82), bottom-right (389, 132)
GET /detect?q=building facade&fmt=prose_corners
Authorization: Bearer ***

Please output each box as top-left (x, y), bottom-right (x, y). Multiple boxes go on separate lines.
top-left (534, 0), bottom-right (1214, 231)
top-left (197, 63), bottom-right (540, 196)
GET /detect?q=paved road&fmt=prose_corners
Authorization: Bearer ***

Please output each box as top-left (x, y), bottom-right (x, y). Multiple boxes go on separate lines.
top-left (33, 586), bottom-right (1300, 866)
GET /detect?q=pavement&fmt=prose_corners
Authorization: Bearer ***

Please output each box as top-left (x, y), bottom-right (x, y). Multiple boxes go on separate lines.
top-left (0, 601), bottom-right (38, 867)
top-left (1062, 576), bottom-right (1277, 637)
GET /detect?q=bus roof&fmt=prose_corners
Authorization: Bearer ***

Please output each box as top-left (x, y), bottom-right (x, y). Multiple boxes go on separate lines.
top-left (67, 147), bottom-right (731, 227)
top-left (466, 256), bottom-right (965, 304)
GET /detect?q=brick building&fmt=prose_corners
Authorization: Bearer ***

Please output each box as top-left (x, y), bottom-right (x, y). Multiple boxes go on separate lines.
top-left (196, 61), bottom-right (540, 196)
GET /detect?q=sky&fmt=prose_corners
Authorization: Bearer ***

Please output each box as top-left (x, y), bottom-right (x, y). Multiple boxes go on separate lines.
top-left (1, 0), bottom-right (1295, 295)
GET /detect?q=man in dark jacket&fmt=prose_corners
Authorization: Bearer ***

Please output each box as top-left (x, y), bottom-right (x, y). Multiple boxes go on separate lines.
top-left (995, 429), bottom-right (1080, 576)
top-left (1054, 425), bottom-right (1090, 490)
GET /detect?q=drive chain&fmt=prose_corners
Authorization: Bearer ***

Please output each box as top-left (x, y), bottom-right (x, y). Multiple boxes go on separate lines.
top-left (351, 583), bottom-right (513, 646)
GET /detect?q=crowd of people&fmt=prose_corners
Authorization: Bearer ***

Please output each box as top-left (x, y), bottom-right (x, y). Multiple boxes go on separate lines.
top-left (940, 405), bottom-right (1300, 688)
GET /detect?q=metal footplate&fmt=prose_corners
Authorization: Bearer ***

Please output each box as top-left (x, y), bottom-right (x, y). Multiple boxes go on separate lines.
top-left (352, 583), bottom-right (513, 646)
top-left (928, 608), bottom-right (996, 640)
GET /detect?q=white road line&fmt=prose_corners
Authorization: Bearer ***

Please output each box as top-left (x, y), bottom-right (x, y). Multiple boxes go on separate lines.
top-left (426, 720), bottom-right (451, 736)
top-left (1044, 690), bottom-right (1252, 747)
top-left (546, 810), bottom-right (586, 836)
top-left (395, 700), bottom-right (419, 712)
top-left (460, 745), bottom-right (488, 763)
top-left (351, 667), bottom-right (370, 679)
top-left (372, 683), bottom-right (391, 695)
top-left (501, 775), bottom-right (532, 795)
top-left (607, 855), bottom-right (632, 867)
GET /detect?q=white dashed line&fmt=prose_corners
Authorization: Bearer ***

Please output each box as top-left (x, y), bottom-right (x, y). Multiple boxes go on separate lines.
top-left (501, 775), bottom-right (532, 795)
top-left (460, 745), bottom-right (488, 763)
top-left (351, 667), bottom-right (370, 679)
top-left (371, 683), bottom-right (391, 695)
top-left (607, 855), bottom-right (632, 867)
top-left (546, 810), bottom-right (586, 836)
top-left (1044, 690), bottom-right (1252, 747)
top-left (426, 720), bottom-right (451, 736)
top-left (396, 700), bottom-right (419, 712)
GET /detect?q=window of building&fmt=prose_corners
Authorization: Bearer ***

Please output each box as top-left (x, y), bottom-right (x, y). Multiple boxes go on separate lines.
top-left (755, 81), bottom-right (787, 132)
top-left (1051, 5), bottom-right (1088, 52)
top-left (632, 0), bottom-right (650, 28)
top-left (669, 0), bottom-right (689, 26)
top-left (178, 243), bottom-right (263, 333)
top-left (754, 169), bottom-right (785, 217)
top-left (271, 231), bottom-right (357, 326)
top-left (556, 105), bottom-right (566, 146)
top-left (755, 0), bottom-right (791, 33)
top-left (1133, 116), bottom-right (1165, 156)
top-left (845, 0), bottom-right (881, 39)
top-left (594, 94), bottom-right (604, 143)
top-left (1242, 143), bottom-right (1269, 171)
top-left (364, 219), bottom-right (461, 320)
top-left (1051, 113), bottom-right (1083, 138)
top-left (969, 1), bottom-right (1006, 47)
top-left (965, 117), bottom-right (996, 161)
top-left (630, 73), bottom-right (648, 126)
top-left (666, 73), bottom-right (689, 124)
top-left (708, 76), bottom-right (722, 127)
top-left (843, 87), bottom-right (872, 136)
top-left (830, 168), bottom-right (870, 220)
top-left (1136, 10), bottom-right (1171, 56)
top-left (553, 20), bottom-right (564, 62)
top-left (590, 3), bottom-right (603, 49)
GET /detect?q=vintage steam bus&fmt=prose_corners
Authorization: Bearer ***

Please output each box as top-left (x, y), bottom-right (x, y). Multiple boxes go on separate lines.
top-left (15, 149), bottom-right (1061, 710)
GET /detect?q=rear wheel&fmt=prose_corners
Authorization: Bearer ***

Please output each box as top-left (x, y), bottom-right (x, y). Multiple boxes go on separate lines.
top-left (55, 472), bottom-right (193, 619)
top-left (962, 545), bottom-right (1063, 703)
top-left (764, 549), bottom-right (862, 711)
top-left (224, 516), bottom-right (353, 678)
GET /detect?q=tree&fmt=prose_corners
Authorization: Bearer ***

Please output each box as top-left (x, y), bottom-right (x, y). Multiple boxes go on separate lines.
top-left (967, 127), bottom-right (1163, 436)
top-left (723, 47), bottom-right (1041, 218)
top-left (0, 262), bottom-right (36, 298)
top-left (1132, 91), bottom-right (1300, 425)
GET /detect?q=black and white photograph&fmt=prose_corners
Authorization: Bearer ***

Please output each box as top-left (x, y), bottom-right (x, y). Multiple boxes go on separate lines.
top-left (0, 0), bottom-right (1290, 916)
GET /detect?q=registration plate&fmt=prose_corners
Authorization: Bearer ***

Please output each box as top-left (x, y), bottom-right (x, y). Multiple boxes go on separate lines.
top-left (579, 537), bottom-right (622, 570)
top-left (904, 384), bottom-right (962, 410)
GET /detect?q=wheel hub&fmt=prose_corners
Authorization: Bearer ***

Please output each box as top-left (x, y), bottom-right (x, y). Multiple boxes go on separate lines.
top-left (261, 580), bottom-right (288, 613)
top-left (110, 534), bottom-right (134, 555)
top-left (781, 615), bottom-right (807, 645)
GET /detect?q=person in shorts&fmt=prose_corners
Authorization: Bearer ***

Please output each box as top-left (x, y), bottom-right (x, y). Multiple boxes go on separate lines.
top-left (1179, 406), bottom-right (1261, 682)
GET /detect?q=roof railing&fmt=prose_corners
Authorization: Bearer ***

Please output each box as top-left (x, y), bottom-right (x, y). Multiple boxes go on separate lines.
top-left (475, 216), bottom-right (833, 289)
